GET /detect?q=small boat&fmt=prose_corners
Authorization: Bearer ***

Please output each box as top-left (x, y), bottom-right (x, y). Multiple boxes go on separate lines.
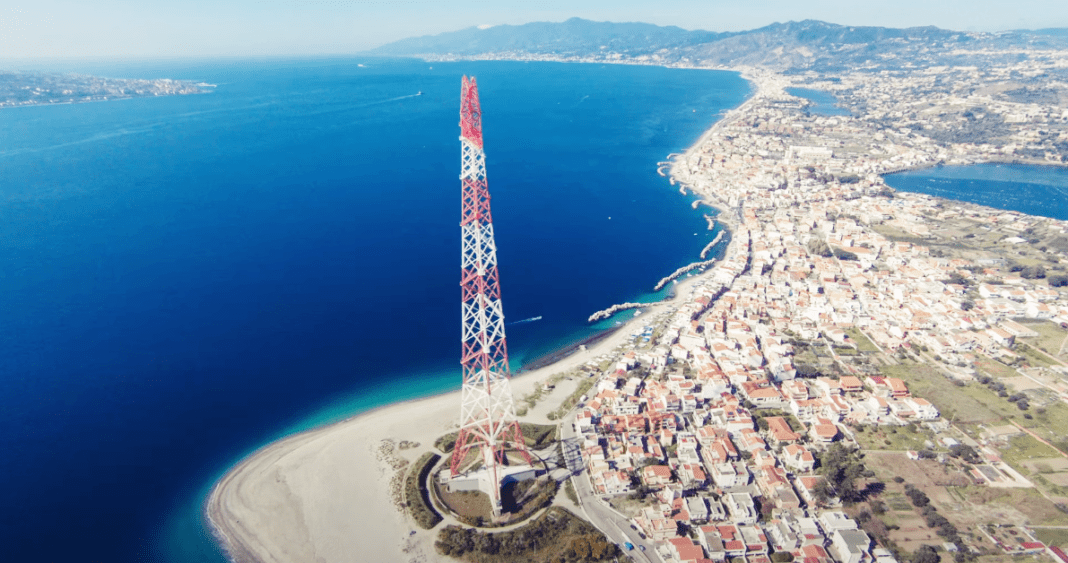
top-left (416, 91), bottom-right (423, 96)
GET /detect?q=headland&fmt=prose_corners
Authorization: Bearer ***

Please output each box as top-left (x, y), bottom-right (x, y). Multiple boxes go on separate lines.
top-left (0, 71), bottom-right (211, 108)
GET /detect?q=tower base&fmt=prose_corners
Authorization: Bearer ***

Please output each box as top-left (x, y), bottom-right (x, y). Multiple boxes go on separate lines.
top-left (441, 464), bottom-right (537, 517)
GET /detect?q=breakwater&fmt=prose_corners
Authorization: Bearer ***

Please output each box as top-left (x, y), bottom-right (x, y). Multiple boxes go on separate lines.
top-left (588, 302), bottom-right (646, 323)
top-left (700, 231), bottom-right (725, 259)
top-left (653, 259), bottom-right (717, 291)
top-left (702, 214), bottom-right (716, 231)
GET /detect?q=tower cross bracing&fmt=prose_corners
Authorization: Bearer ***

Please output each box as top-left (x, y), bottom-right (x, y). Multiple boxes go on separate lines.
top-left (450, 76), bottom-right (531, 515)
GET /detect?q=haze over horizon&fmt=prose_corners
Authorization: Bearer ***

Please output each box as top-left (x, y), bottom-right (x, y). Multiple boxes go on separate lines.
top-left (3, 0), bottom-right (1068, 61)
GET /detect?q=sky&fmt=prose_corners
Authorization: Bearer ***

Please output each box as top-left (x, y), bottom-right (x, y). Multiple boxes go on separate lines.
top-left (2, 0), bottom-right (1068, 60)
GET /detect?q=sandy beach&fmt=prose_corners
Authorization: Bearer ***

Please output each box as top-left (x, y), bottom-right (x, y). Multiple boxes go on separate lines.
top-left (205, 267), bottom-right (727, 563)
top-left (205, 70), bottom-right (754, 563)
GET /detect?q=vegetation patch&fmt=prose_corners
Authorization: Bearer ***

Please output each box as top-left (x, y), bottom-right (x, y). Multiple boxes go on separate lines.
top-left (436, 432), bottom-right (459, 453)
top-left (1033, 528), bottom-right (1068, 549)
top-left (998, 435), bottom-right (1061, 468)
top-left (435, 424), bottom-right (556, 455)
top-left (1016, 320), bottom-right (1068, 358)
top-left (518, 423), bottom-right (558, 449)
top-left (548, 375), bottom-right (598, 421)
top-left (435, 506), bottom-right (620, 563)
top-left (880, 363), bottom-right (999, 424)
top-left (406, 452), bottom-right (444, 529)
top-left (814, 443), bottom-right (875, 505)
top-left (564, 479), bottom-right (578, 504)
top-left (854, 424), bottom-right (931, 452)
top-left (957, 487), bottom-right (1068, 526)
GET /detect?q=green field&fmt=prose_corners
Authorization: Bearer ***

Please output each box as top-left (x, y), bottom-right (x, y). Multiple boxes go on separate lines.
top-left (879, 362), bottom-right (1000, 424)
top-left (974, 356), bottom-right (1019, 380)
top-left (846, 328), bottom-right (881, 353)
top-left (854, 425), bottom-right (931, 452)
top-left (1017, 320), bottom-right (1068, 357)
top-left (880, 360), bottom-right (1067, 455)
top-left (883, 492), bottom-right (914, 512)
top-left (998, 435), bottom-right (1061, 468)
top-left (1034, 528), bottom-right (1068, 549)
top-left (1015, 343), bottom-right (1056, 368)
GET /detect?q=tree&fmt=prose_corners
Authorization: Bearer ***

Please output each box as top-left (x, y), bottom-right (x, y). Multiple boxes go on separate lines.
top-left (1021, 265), bottom-right (1046, 279)
top-left (944, 272), bottom-right (969, 286)
top-left (914, 544), bottom-right (941, 563)
top-left (807, 238), bottom-right (833, 258)
top-left (1050, 274), bottom-right (1068, 287)
top-left (833, 248), bottom-right (859, 261)
top-left (569, 537), bottom-right (591, 560)
top-left (812, 477), bottom-right (835, 506)
top-left (818, 444), bottom-right (866, 502)
top-left (948, 444), bottom-right (980, 464)
top-left (904, 485), bottom-right (930, 507)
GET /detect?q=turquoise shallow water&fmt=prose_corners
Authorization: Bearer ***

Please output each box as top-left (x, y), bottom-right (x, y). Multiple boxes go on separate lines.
top-left (0, 57), bottom-right (748, 561)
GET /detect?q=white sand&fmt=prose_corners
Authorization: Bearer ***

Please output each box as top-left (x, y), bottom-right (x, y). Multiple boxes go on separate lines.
top-left (206, 269), bottom-right (718, 563)
top-left (208, 312), bottom-right (648, 562)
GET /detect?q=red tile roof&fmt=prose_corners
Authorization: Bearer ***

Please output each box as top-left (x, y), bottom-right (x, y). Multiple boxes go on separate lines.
top-left (669, 537), bottom-right (706, 561)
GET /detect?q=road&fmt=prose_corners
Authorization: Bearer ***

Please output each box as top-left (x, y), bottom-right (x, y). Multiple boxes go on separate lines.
top-left (560, 412), bottom-right (662, 563)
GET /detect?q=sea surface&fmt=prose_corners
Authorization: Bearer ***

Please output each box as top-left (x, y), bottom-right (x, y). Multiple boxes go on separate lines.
top-left (883, 163), bottom-right (1068, 221)
top-left (0, 57), bottom-right (749, 562)
top-left (784, 87), bottom-right (851, 116)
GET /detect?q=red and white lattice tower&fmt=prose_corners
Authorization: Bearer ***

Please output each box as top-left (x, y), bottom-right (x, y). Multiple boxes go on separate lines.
top-left (450, 76), bottom-right (532, 515)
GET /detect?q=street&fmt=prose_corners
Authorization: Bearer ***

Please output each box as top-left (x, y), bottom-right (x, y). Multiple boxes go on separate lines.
top-left (560, 412), bottom-right (661, 563)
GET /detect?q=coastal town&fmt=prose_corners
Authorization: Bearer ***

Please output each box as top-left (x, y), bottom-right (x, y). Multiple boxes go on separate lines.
top-left (0, 72), bottom-right (211, 108)
top-left (543, 57), bottom-right (1068, 563)
top-left (206, 24), bottom-right (1068, 563)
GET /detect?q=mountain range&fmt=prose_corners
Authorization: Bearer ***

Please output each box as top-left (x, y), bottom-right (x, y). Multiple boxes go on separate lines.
top-left (368, 18), bottom-right (1068, 71)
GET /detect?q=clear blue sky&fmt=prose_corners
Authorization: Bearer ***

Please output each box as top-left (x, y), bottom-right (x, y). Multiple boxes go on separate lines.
top-left (3, 0), bottom-right (1067, 59)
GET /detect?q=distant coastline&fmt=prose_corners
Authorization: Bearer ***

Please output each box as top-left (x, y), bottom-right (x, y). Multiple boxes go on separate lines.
top-left (0, 71), bottom-right (213, 109)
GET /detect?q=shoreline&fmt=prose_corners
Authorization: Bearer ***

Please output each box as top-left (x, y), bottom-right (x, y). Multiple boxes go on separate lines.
top-left (517, 324), bottom-right (624, 372)
top-left (204, 253), bottom-right (732, 563)
top-left (204, 278), bottom-right (701, 562)
top-left (203, 64), bottom-right (753, 563)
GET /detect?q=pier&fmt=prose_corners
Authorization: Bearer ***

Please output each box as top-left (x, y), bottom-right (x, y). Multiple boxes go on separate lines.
top-left (700, 231), bottom-right (725, 259)
top-left (702, 214), bottom-right (716, 230)
top-left (588, 302), bottom-right (646, 323)
top-left (653, 259), bottom-right (717, 291)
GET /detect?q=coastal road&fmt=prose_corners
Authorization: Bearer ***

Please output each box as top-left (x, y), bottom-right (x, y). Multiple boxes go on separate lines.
top-left (560, 413), bottom-right (660, 563)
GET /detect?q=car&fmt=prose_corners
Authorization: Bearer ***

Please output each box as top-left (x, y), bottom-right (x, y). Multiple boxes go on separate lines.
top-left (624, 542), bottom-right (634, 551)
top-left (630, 524), bottom-right (637, 530)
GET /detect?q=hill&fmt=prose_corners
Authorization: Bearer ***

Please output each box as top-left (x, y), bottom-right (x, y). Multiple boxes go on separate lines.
top-left (367, 18), bottom-right (1068, 71)
top-left (367, 17), bottom-right (728, 57)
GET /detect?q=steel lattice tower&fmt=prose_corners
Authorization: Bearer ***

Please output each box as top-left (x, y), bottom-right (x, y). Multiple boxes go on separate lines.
top-left (450, 76), bottom-right (532, 515)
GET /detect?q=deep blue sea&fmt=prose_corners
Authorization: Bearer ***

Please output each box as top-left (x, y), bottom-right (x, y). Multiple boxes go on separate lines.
top-left (0, 58), bottom-right (749, 562)
top-left (884, 163), bottom-right (1068, 220)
